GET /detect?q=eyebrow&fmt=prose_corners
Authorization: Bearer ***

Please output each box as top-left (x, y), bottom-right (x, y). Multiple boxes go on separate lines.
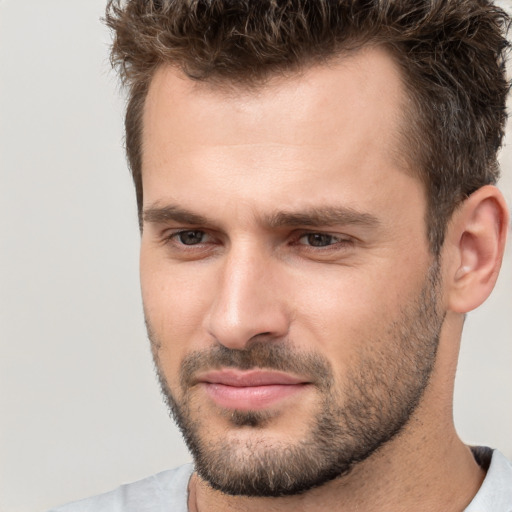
top-left (265, 207), bottom-right (380, 229)
top-left (143, 205), bottom-right (209, 226)
top-left (143, 204), bottom-right (380, 229)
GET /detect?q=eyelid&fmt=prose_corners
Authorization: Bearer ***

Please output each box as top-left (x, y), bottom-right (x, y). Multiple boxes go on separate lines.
top-left (167, 228), bottom-right (212, 244)
top-left (295, 230), bottom-right (353, 244)
top-left (159, 228), bottom-right (354, 251)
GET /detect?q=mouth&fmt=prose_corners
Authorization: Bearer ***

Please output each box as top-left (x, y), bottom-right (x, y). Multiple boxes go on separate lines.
top-left (195, 369), bottom-right (311, 410)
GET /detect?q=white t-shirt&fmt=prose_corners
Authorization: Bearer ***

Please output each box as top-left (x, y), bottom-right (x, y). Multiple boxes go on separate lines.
top-left (49, 449), bottom-right (512, 511)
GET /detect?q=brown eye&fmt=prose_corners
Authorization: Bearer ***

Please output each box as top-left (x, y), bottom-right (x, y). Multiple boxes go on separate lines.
top-left (177, 230), bottom-right (206, 245)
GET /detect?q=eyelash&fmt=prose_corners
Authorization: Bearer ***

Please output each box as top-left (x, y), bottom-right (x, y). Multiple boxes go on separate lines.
top-left (163, 229), bottom-right (353, 251)
top-left (168, 230), bottom-right (211, 246)
top-left (295, 232), bottom-right (351, 249)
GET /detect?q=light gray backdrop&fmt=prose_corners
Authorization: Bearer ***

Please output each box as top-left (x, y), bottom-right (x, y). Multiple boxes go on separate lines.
top-left (0, 1), bottom-right (510, 511)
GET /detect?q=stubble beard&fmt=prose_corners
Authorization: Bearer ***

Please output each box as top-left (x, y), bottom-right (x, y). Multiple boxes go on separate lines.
top-left (147, 262), bottom-right (444, 497)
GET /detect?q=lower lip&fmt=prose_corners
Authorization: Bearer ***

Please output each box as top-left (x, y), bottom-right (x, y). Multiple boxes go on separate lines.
top-left (201, 382), bottom-right (308, 410)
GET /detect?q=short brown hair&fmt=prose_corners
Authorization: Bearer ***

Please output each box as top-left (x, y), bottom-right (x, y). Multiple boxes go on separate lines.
top-left (105, 0), bottom-right (510, 253)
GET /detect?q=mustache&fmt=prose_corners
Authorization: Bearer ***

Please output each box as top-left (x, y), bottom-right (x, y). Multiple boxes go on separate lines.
top-left (179, 341), bottom-right (333, 390)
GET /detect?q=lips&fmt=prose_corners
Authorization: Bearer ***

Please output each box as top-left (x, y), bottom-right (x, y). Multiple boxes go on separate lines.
top-left (195, 369), bottom-right (310, 410)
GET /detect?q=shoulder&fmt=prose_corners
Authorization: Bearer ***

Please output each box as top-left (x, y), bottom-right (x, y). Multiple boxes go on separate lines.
top-left (48, 464), bottom-right (194, 512)
top-left (465, 449), bottom-right (512, 512)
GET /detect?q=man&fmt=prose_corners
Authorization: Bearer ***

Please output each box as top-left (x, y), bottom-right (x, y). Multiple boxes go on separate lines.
top-left (51, 0), bottom-right (511, 510)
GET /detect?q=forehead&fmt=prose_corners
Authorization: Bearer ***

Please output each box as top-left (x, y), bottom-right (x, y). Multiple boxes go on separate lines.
top-left (143, 45), bottom-right (407, 149)
top-left (141, 46), bottom-right (417, 219)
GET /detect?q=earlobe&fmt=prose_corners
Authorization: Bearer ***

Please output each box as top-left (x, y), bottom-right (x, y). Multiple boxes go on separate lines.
top-left (446, 185), bottom-right (509, 314)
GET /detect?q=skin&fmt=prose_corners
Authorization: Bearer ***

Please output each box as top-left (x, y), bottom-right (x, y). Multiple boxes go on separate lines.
top-left (139, 46), bottom-right (509, 511)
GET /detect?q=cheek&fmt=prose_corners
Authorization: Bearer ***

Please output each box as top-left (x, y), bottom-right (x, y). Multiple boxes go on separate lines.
top-left (140, 250), bottom-right (215, 386)
top-left (141, 245), bottom-right (210, 326)
top-left (287, 259), bottom-right (428, 365)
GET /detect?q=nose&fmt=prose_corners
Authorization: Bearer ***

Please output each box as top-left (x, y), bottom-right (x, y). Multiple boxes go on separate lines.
top-left (205, 245), bottom-right (290, 350)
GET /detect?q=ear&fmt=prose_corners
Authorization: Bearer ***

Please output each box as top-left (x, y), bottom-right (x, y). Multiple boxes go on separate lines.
top-left (444, 185), bottom-right (509, 313)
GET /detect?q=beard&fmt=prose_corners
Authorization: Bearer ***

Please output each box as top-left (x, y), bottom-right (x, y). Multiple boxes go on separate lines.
top-left (147, 261), bottom-right (444, 497)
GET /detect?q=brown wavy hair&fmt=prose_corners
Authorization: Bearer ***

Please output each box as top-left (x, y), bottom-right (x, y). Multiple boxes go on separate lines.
top-left (105, 0), bottom-right (510, 253)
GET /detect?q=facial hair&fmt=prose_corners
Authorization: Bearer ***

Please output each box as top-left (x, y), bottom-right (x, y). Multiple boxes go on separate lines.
top-left (148, 262), bottom-right (444, 497)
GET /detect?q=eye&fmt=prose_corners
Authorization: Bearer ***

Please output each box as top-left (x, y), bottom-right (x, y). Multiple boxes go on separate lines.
top-left (299, 233), bottom-right (342, 247)
top-left (174, 230), bottom-right (207, 245)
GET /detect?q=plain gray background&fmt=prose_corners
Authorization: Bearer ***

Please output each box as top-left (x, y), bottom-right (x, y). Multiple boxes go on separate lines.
top-left (0, 1), bottom-right (510, 511)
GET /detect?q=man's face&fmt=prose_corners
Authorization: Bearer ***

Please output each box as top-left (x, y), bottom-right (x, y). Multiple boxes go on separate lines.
top-left (140, 47), bottom-right (444, 496)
